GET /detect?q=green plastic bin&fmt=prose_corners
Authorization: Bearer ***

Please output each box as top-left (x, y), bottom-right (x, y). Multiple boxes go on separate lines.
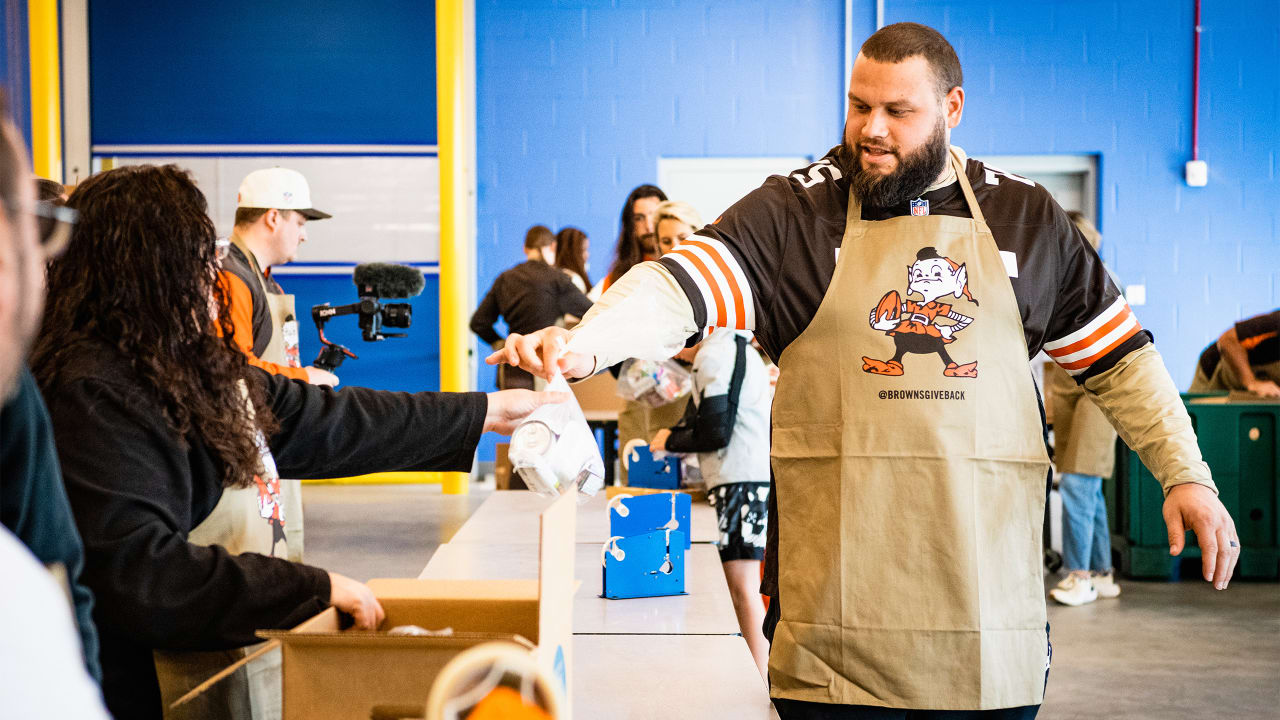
top-left (1112, 396), bottom-right (1279, 580)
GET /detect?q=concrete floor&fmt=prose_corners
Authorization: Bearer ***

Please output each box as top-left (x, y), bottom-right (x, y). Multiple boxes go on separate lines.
top-left (303, 484), bottom-right (1280, 719)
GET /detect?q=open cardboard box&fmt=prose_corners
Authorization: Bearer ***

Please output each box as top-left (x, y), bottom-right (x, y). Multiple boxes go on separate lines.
top-left (251, 491), bottom-right (576, 719)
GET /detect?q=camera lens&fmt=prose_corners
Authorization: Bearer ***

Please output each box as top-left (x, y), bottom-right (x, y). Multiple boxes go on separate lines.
top-left (382, 303), bottom-right (412, 328)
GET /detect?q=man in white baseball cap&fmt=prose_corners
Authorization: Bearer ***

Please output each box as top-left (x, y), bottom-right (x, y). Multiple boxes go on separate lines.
top-left (218, 167), bottom-right (335, 563)
top-left (220, 166), bottom-right (336, 384)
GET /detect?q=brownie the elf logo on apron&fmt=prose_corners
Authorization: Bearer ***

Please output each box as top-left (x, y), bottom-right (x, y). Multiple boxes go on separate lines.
top-left (251, 433), bottom-right (288, 556)
top-left (862, 246), bottom-right (979, 378)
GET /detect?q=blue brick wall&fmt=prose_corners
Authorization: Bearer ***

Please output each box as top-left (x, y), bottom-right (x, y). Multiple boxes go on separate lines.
top-left (475, 0), bottom-right (846, 460)
top-left (885, 0), bottom-right (1279, 385)
top-left (478, 0), bottom-right (1277, 416)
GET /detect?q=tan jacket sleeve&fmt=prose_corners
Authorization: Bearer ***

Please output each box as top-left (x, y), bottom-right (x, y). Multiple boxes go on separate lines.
top-left (567, 261), bottom-right (700, 373)
top-left (1082, 344), bottom-right (1217, 496)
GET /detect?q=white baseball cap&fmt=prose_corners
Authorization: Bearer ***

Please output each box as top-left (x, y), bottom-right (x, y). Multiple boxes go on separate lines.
top-left (236, 167), bottom-right (332, 220)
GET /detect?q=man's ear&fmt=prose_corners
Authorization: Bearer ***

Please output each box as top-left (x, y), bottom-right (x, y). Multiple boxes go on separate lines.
top-left (944, 86), bottom-right (964, 129)
top-left (263, 208), bottom-right (281, 231)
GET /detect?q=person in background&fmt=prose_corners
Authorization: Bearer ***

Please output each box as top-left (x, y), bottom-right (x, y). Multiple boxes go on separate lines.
top-left (36, 176), bottom-right (68, 202)
top-left (593, 183), bottom-right (667, 299)
top-left (222, 168), bottom-right (336, 562)
top-left (471, 224), bottom-right (593, 389)
top-left (611, 201), bottom-right (693, 484)
top-left (554, 226), bottom-right (591, 294)
top-left (650, 327), bottom-right (773, 677)
top-left (653, 200), bottom-right (703, 255)
top-left (0, 100), bottom-right (108, 716)
top-left (1189, 308), bottom-right (1280, 398)
top-left (31, 164), bottom-right (562, 719)
top-left (1045, 212), bottom-right (1121, 606)
top-left (220, 167), bottom-right (338, 388)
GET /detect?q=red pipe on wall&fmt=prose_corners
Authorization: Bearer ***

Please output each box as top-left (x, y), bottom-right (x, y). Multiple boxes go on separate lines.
top-left (1192, 0), bottom-right (1202, 161)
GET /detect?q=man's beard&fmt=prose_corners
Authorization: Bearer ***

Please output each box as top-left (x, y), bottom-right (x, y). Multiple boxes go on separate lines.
top-left (847, 118), bottom-right (949, 209)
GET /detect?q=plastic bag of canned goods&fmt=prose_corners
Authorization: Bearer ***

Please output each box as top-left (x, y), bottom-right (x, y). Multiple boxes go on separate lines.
top-left (508, 373), bottom-right (605, 500)
top-left (615, 358), bottom-right (691, 408)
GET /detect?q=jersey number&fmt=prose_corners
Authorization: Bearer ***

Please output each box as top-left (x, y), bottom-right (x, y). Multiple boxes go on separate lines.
top-left (792, 159), bottom-right (843, 188)
top-left (984, 166), bottom-right (1034, 187)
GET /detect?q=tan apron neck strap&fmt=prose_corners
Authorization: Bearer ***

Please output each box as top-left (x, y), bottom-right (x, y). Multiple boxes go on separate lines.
top-left (949, 148), bottom-right (985, 225)
top-left (845, 180), bottom-right (864, 227)
top-left (230, 234), bottom-right (273, 295)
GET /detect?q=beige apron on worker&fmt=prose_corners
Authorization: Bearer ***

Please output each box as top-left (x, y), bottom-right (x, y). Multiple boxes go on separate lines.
top-left (1190, 350), bottom-right (1280, 394)
top-left (1044, 363), bottom-right (1116, 478)
top-left (768, 149), bottom-right (1051, 710)
top-left (231, 235), bottom-right (305, 562)
top-left (155, 393), bottom-right (295, 720)
top-left (617, 396), bottom-right (689, 484)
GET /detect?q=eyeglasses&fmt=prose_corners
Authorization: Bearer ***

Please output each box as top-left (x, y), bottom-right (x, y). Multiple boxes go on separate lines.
top-left (215, 237), bottom-right (231, 263)
top-left (34, 202), bottom-right (78, 259)
top-left (3, 199), bottom-right (78, 260)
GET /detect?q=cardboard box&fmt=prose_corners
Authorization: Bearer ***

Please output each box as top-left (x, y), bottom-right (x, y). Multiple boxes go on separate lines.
top-left (569, 372), bottom-right (624, 416)
top-left (259, 492), bottom-right (577, 719)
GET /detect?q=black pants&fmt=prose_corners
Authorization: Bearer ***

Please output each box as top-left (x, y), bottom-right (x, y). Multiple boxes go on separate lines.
top-left (764, 599), bottom-right (1043, 720)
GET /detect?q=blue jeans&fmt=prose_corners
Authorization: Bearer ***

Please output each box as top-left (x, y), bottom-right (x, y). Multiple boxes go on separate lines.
top-left (1058, 472), bottom-right (1112, 572)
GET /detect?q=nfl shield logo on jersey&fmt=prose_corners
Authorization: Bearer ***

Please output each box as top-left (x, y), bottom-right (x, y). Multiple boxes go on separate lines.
top-left (910, 198), bottom-right (930, 216)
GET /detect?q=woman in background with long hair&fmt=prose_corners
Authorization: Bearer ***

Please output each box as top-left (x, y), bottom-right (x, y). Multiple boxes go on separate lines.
top-left (555, 226), bottom-right (591, 294)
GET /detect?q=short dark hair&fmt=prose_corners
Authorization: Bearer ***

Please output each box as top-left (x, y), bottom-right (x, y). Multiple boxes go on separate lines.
top-left (233, 206), bottom-right (294, 227)
top-left (524, 224), bottom-right (554, 250)
top-left (860, 22), bottom-right (962, 100)
top-left (36, 178), bottom-right (65, 203)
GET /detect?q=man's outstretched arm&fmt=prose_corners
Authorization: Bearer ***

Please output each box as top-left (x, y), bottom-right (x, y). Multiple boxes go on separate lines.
top-left (1084, 344), bottom-right (1240, 589)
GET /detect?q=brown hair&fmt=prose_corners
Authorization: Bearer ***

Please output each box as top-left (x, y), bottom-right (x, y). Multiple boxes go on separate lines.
top-left (606, 184), bottom-right (667, 286)
top-left (554, 226), bottom-right (590, 290)
top-left (524, 224), bottom-right (555, 250)
top-left (234, 206), bottom-right (294, 227)
top-left (1067, 211), bottom-right (1101, 251)
top-left (860, 22), bottom-right (963, 100)
top-left (32, 165), bottom-right (277, 488)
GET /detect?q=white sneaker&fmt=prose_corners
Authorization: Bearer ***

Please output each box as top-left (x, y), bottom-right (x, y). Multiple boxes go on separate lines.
top-left (1092, 571), bottom-right (1121, 599)
top-left (1049, 573), bottom-right (1098, 606)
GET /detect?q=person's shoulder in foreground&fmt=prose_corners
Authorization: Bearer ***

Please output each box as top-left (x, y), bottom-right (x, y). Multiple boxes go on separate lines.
top-left (0, 527), bottom-right (110, 720)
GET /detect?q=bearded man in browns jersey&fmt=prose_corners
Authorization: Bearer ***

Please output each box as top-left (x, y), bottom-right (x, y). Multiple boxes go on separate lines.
top-left (490, 21), bottom-right (1239, 720)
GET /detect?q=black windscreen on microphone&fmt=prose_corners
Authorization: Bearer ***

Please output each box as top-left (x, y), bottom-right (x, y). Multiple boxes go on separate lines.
top-left (352, 263), bottom-right (426, 298)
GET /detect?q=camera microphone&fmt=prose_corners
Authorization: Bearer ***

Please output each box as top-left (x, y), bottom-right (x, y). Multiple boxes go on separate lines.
top-left (352, 263), bottom-right (425, 298)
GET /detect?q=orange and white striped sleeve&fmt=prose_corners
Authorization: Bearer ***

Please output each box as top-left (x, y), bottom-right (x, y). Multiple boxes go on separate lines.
top-left (659, 235), bottom-right (757, 332)
top-left (1044, 296), bottom-right (1145, 378)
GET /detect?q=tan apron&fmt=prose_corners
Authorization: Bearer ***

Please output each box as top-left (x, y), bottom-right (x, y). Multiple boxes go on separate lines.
top-left (155, 389), bottom-right (295, 719)
top-left (768, 149), bottom-right (1051, 710)
top-left (1190, 350), bottom-right (1280, 393)
top-left (617, 396), bottom-right (689, 485)
top-left (1044, 363), bottom-right (1116, 478)
top-left (231, 235), bottom-right (305, 562)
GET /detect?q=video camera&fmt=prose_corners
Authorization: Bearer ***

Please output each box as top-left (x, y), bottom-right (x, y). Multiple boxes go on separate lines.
top-left (311, 262), bottom-right (426, 371)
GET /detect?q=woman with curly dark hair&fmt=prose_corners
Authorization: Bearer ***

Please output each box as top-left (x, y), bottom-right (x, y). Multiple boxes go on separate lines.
top-left (31, 164), bottom-right (560, 720)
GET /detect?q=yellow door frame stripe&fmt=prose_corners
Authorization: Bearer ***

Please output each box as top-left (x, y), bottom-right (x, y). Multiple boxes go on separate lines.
top-left (28, 0), bottom-right (61, 182)
top-left (436, 0), bottom-right (472, 494)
